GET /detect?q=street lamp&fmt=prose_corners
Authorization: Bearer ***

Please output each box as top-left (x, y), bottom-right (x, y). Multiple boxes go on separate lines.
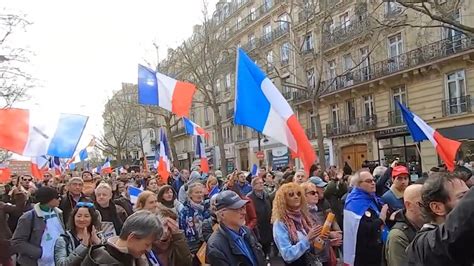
top-left (257, 132), bottom-right (269, 166)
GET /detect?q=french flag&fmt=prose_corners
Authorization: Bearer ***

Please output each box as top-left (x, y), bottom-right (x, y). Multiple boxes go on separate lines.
top-left (101, 158), bottom-right (112, 174)
top-left (234, 49), bottom-right (316, 173)
top-left (0, 108), bottom-right (88, 158)
top-left (31, 156), bottom-right (50, 180)
top-left (52, 156), bottom-right (63, 175)
top-left (158, 129), bottom-right (171, 182)
top-left (138, 65), bottom-right (196, 117)
top-left (183, 117), bottom-right (209, 138)
top-left (128, 186), bottom-right (143, 205)
top-left (397, 102), bottom-right (461, 171)
top-left (195, 135), bottom-right (209, 174)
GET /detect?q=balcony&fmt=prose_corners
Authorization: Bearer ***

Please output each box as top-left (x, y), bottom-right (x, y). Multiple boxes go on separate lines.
top-left (442, 95), bottom-right (472, 116)
top-left (282, 91), bottom-right (293, 100)
top-left (241, 26), bottom-right (289, 53)
top-left (388, 111), bottom-right (404, 126)
top-left (171, 127), bottom-right (186, 136)
top-left (322, 17), bottom-right (371, 50)
top-left (326, 115), bottom-right (377, 137)
top-left (318, 36), bottom-right (474, 96)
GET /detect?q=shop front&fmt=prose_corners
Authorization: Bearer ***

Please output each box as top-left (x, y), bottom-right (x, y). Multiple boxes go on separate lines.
top-left (375, 126), bottom-right (422, 178)
top-left (438, 124), bottom-right (474, 163)
top-left (224, 143), bottom-right (235, 173)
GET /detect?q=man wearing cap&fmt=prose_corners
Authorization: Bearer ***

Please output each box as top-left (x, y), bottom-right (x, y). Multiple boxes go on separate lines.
top-left (59, 177), bottom-right (89, 227)
top-left (12, 186), bottom-right (65, 266)
top-left (382, 166), bottom-right (410, 211)
top-left (207, 190), bottom-right (266, 266)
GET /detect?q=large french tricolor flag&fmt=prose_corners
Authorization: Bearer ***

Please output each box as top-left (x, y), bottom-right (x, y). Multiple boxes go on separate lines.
top-left (234, 49), bottom-right (316, 172)
top-left (195, 135), bottom-right (209, 173)
top-left (0, 108), bottom-right (88, 158)
top-left (138, 64), bottom-right (196, 117)
top-left (397, 102), bottom-right (461, 171)
top-left (183, 117), bottom-right (209, 138)
top-left (158, 129), bottom-right (171, 182)
top-left (101, 157), bottom-right (112, 174)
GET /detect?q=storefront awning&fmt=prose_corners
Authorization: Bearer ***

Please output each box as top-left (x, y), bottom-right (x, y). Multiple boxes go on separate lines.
top-left (438, 124), bottom-right (474, 140)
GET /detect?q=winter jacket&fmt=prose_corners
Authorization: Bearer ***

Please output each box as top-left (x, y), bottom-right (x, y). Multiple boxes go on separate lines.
top-left (54, 230), bottom-right (90, 266)
top-left (407, 187), bottom-right (474, 266)
top-left (207, 224), bottom-right (266, 266)
top-left (202, 214), bottom-right (218, 242)
top-left (11, 203), bottom-right (65, 266)
top-left (81, 236), bottom-right (149, 266)
top-left (385, 210), bottom-right (419, 266)
top-left (376, 167), bottom-right (392, 197)
top-left (113, 196), bottom-right (134, 216)
top-left (153, 231), bottom-right (193, 266)
top-left (59, 192), bottom-right (89, 227)
top-left (324, 180), bottom-right (347, 227)
top-left (178, 201), bottom-right (211, 254)
top-left (244, 196), bottom-right (258, 230)
top-left (354, 208), bottom-right (383, 266)
top-left (247, 190), bottom-right (272, 245)
top-left (6, 191), bottom-right (32, 233)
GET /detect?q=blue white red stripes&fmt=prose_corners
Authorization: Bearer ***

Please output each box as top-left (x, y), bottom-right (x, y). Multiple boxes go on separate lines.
top-left (183, 117), bottom-right (208, 138)
top-left (138, 65), bottom-right (196, 117)
top-left (158, 129), bottom-right (171, 182)
top-left (397, 102), bottom-right (461, 171)
top-left (0, 108), bottom-right (88, 158)
top-left (195, 135), bottom-right (209, 173)
top-left (234, 49), bottom-right (316, 172)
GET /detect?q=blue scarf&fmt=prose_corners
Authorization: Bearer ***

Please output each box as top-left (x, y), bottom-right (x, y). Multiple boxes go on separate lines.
top-left (345, 187), bottom-right (383, 216)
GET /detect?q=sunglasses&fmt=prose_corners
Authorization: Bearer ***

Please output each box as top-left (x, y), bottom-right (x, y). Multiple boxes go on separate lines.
top-left (288, 191), bottom-right (302, 197)
top-left (76, 202), bottom-right (94, 208)
top-left (23, 178), bottom-right (32, 182)
top-left (306, 191), bottom-right (317, 196)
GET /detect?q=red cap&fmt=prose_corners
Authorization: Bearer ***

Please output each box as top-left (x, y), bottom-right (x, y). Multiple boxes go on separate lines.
top-left (392, 166), bottom-right (409, 178)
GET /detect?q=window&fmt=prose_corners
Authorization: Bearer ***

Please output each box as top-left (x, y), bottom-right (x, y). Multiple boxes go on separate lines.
top-left (237, 17), bottom-right (242, 29)
top-left (360, 46), bottom-right (370, 80)
top-left (328, 60), bottom-right (337, 80)
top-left (445, 70), bottom-right (467, 115)
top-left (149, 129), bottom-right (155, 140)
top-left (278, 14), bottom-right (289, 31)
top-left (303, 33), bottom-right (314, 52)
top-left (363, 95), bottom-right (375, 118)
top-left (225, 73), bottom-right (232, 89)
top-left (307, 68), bottom-right (315, 88)
top-left (237, 126), bottom-right (246, 140)
top-left (264, 0), bottom-right (273, 11)
top-left (443, 9), bottom-right (463, 52)
top-left (340, 12), bottom-right (350, 29)
top-left (263, 23), bottom-right (272, 37)
top-left (331, 104), bottom-right (340, 132)
top-left (388, 33), bottom-right (403, 72)
top-left (248, 34), bottom-right (256, 49)
top-left (280, 42), bottom-right (290, 64)
top-left (204, 107), bottom-right (210, 126)
top-left (266, 50), bottom-right (273, 69)
top-left (223, 126), bottom-right (233, 143)
top-left (391, 85), bottom-right (407, 125)
top-left (385, 0), bottom-right (402, 16)
top-left (250, 8), bottom-right (256, 20)
top-left (346, 99), bottom-right (356, 125)
top-left (342, 54), bottom-right (353, 86)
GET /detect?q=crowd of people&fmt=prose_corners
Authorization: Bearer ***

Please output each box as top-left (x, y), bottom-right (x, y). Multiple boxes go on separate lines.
top-left (0, 159), bottom-right (473, 266)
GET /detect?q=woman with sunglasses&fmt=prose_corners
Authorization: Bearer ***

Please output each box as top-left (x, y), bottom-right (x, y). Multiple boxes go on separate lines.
top-left (272, 182), bottom-right (325, 265)
top-left (54, 201), bottom-right (102, 266)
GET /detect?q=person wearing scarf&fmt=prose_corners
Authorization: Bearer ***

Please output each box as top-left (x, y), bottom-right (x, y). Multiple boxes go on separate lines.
top-left (272, 183), bottom-right (325, 265)
top-left (94, 183), bottom-right (128, 241)
top-left (157, 185), bottom-right (184, 214)
top-left (178, 182), bottom-right (210, 264)
top-left (343, 169), bottom-right (389, 266)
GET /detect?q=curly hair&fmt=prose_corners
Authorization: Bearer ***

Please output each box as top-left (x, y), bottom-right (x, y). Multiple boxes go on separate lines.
top-left (271, 182), bottom-right (310, 223)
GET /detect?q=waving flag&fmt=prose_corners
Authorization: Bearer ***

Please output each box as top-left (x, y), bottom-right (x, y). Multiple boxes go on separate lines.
top-left (138, 65), bottom-right (196, 117)
top-left (0, 166), bottom-right (11, 183)
top-left (31, 156), bottom-right (50, 180)
top-left (397, 102), bottom-right (461, 171)
top-left (250, 164), bottom-right (258, 177)
top-left (128, 186), bottom-right (143, 205)
top-left (184, 117), bottom-right (209, 138)
top-left (0, 109), bottom-right (88, 158)
top-left (195, 135), bottom-right (209, 174)
top-left (101, 158), bottom-right (112, 174)
top-left (158, 129), bottom-right (171, 182)
top-left (234, 49), bottom-right (316, 173)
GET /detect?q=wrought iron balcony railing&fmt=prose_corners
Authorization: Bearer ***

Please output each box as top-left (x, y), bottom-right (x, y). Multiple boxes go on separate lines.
top-left (326, 115), bottom-right (377, 137)
top-left (226, 108), bottom-right (234, 119)
top-left (305, 128), bottom-right (317, 139)
top-left (322, 17), bottom-right (371, 49)
top-left (442, 95), bottom-right (472, 116)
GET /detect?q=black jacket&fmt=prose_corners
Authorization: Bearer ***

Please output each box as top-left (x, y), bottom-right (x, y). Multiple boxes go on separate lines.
top-left (355, 208), bottom-right (384, 266)
top-left (59, 192), bottom-right (89, 227)
top-left (247, 191), bottom-right (273, 245)
top-left (81, 243), bottom-right (148, 266)
top-left (206, 225), bottom-right (266, 266)
top-left (407, 187), bottom-right (474, 266)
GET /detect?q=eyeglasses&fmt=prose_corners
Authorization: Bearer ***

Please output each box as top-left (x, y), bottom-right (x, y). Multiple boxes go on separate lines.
top-left (306, 191), bottom-right (317, 196)
top-left (76, 202), bottom-right (94, 208)
top-left (23, 178), bottom-right (32, 182)
top-left (361, 179), bottom-right (375, 184)
top-left (288, 191), bottom-right (302, 198)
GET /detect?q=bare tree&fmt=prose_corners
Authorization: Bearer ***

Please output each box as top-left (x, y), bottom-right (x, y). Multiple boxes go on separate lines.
top-left (0, 11), bottom-right (33, 107)
top-left (176, 4), bottom-right (234, 175)
top-left (0, 149), bottom-right (11, 164)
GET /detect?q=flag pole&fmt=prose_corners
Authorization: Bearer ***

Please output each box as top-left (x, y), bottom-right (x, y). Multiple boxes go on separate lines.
top-left (415, 142), bottom-right (425, 173)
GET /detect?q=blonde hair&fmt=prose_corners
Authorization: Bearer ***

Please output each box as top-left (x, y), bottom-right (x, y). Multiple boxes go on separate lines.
top-left (94, 182), bottom-right (112, 194)
top-left (206, 175), bottom-right (218, 187)
top-left (300, 182), bottom-right (316, 192)
top-left (271, 182), bottom-right (310, 223)
top-left (135, 191), bottom-right (157, 211)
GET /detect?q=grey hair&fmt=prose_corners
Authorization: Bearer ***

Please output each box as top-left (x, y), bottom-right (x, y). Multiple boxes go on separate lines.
top-left (373, 166), bottom-right (387, 178)
top-left (251, 176), bottom-right (263, 187)
top-left (94, 182), bottom-right (112, 194)
top-left (119, 210), bottom-right (163, 240)
top-left (350, 168), bottom-right (372, 187)
top-left (187, 182), bottom-right (204, 197)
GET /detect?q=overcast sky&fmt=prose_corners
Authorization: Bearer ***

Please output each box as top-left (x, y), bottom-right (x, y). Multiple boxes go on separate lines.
top-left (4, 0), bottom-right (218, 156)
